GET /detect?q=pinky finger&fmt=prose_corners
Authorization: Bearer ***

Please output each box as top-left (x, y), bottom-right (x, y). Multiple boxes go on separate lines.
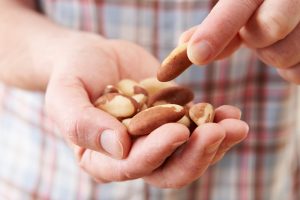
top-left (214, 105), bottom-right (242, 123)
top-left (211, 119), bottom-right (249, 165)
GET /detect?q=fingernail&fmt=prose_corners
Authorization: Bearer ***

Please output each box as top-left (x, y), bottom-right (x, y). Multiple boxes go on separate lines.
top-left (189, 40), bottom-right (212, 64)
top-left (100, 129), bottom-right (123, 159)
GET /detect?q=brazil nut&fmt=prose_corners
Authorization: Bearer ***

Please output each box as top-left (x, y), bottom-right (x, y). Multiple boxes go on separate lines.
top-left (94, 93), bottom-right (138, 119)
top-left (128, 104), bottom-right (185, 136)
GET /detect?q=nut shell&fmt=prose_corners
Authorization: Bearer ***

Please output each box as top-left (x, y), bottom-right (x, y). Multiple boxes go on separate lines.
top-left (95, 93), bottom-right (138, 119)
top-left (157, 43), bottom-right (192, 82)
top-left (189, 103), bottom-right (215, 126)
top-left (103, 85), bottom-right (120, 94)
top-left (177, 115), bottom-right (191, 127)
top-left (117, 79), bottom-right (148, 96)
top-left (128, 104), bottom-right (185, 136)
top-left (139, 77), bottom-right (175, 96)
top-left (131, 94), bottom-right (148, 112)
top-left (148, 86), bottom-right (194, 107)
top-left (122, 118), bottom-right (131, 129)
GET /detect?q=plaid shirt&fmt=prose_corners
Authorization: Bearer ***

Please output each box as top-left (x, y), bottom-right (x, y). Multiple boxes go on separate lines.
top-left (0, 0), bottom-right (299, 199)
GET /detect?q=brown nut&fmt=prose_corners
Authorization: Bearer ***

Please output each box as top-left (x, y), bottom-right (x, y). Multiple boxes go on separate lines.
top-left (103, 85), bottom-right (120, 94)
top-left (157, 43), bottom-right (192, 82)
top-left (184, 103), bottom-right (197, 132)
top-left (177, 115), bottom-right (191, 127)
top-left (139, 77), bottom-right (175, 96)
top-left (128, 104), bottom-right (185, 136)
top-left (116, 79), bottom-right (148, 96)
top-left (94, 93), bottom-right (138, 119)
top-left (131, 94), bottom-right (148, 112)
top-left (122, 118), bottom-right (131, 129)
top-left (147, 86), bottom-right (194, 107)
top-left (189, 103), bottom-right (215, 126)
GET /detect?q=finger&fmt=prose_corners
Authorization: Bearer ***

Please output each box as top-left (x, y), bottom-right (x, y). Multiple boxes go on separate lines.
top-left (214, 105), bottom-right (242, 122)
top-left (215, 35), bottom-right (242, 60)
top-left (180, 30), bottom-right (242, 60)
top-left (46, 77), bottom-right (131, 159)
top-left (255, 23), bottom-right (300, 69)
top-left (277, 64), bottom-right (300, 84)
top-left (78, 123), bottom-right (190, 182)
top-left (211, 119), bottom-right (249, 164)
top-left (144, 123), bottom-right (225, 188)
top-left (240, 0), bottom-right (300, 48)
top-left (187, 0), bottom-right (262, 65)
top-left (178, 26), bottom-right (198, 45)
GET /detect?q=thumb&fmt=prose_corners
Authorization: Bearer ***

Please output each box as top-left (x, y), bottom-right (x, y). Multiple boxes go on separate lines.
top-left (45, 77), bottom-right (131, 159)
top-left (187, 0), bottom-right (262, 65)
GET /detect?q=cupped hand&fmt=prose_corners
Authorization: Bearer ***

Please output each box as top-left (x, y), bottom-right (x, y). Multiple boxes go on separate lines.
top-left (45, 33), bottom-right (159, 159)
top-left (74, 105), bottom-right (248, 188)
top-left (45, 32), bottom-right (248, 188)
top-left (180, 0), bottom-right (300, 84)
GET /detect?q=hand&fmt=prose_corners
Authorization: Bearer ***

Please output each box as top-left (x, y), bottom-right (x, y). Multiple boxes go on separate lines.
top-left (45, 33), bottom-right (159, 159)
top-left (45, 32), bottom-right (248, 188)
top-left (74, 105), bottom-right (248, 188)
top-left (180, 0), bottom-right (300, 84)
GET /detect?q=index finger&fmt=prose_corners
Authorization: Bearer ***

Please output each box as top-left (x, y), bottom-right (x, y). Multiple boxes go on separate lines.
top-left (187, 0), bottom-right (262, 65)
top-left (77, 123), bottom-right (190, 182)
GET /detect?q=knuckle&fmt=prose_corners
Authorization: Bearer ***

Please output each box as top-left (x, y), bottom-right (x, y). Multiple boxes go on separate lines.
top-left (121, 169), bottom-right (140, 180)
top-left (120, 164), bottom-right (142, 180)
top-left (258, 49), bottom-right (288, 68)
top-left (187, 163), bottom-right (207, 177)
top-left (144, 155), bottom-right (157, 167)
top-left (113, 172), bottom-right (129, 182)
top-left (62, 117), bottom-right (80, 145)
top-left (243, 0), bottom-right (263, 10)
top-left (219, 142), bottom-right (232, 153)
top-left (108, 163), bottom-right (130, 182)
top-left (63, 106), bottom-right (92, 147)
top-left (161, 163), bottom-right (202, 189)
top-left (259, 14), bottom-right (290, 42)
top-left (161, 176), bottom-right (191, 189)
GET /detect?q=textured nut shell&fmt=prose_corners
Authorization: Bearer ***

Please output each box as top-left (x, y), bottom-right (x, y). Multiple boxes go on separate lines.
top-left (103, 85), bottom-right (119, 94)
top-left (184, 104), bottom-right (197, 132)
top-left (157, 43), bottom-right (192, 82)
top-left (189, 103), bottom-right (215, 126)
top-left (128, 104), bottom-right (185, 136)
top-left (177, 115), bottom-right (191, 127)
top-left (95, 93), bottom-right (138, 119)
top-left (132, 94), bottom-right (148, 112)
top-left (122, 118), bottom-right (131, 129)
top-left (148, 86), bottom-right (194, 106)
top-left (117, 79), bottom-right (148, 96)
top-left (139, 77), bottom-right (175, 96)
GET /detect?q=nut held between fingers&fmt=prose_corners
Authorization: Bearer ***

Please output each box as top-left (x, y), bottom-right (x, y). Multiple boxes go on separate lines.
top-left (157, 43), bottom-right (193, 82)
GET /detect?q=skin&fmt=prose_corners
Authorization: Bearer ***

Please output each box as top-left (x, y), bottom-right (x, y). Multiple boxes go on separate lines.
top-left (0, 0), bottom-right (249, 188)
top-left (180, 0), bottom-right (300, 84)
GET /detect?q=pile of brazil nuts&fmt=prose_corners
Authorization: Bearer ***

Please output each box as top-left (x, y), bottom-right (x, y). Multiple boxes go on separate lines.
top-left (94, 77), bottom-right (215, 136)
